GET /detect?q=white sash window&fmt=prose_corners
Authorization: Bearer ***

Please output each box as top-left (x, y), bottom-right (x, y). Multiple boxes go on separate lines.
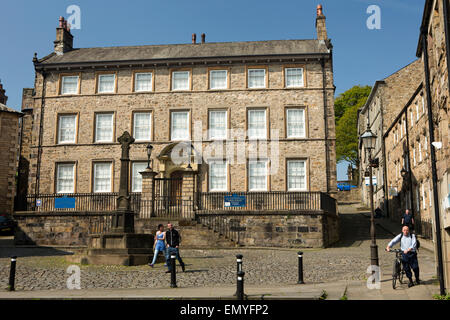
top-left (131, 162), bottom-right (147, 192)
top-left (209, 110), bottom-right (227, 140)
top-left (93, 162), bottom-right (112, 193)
top-left (248, 69), bottom-right (266, 88)
top-left (98, 74), bottom-right (115, 93)
top-left (133, 112), bottom-right (152, 141)
top-left (61, 76), bottom-right (79, 95)
top-left (248, 109), bottom-right (267, 139)
top-left (56, 163), bottom-right (75, 194)
top-left (285, 68), bottom-right (304, 88)
top-left (286, 109), bottom-right (305, 138)
top-left (287, 160), bottom-right (307, 191)
top-left (58, 115), bottom-right (77, 143)
top-left (248, 160), bottom-right (268, 191)
top-left (135, 73), bottom-right (153, 92)
top-left (210, 70), bottom-right (227, 89)
top-left (172, 71), bottom-right (190, 91)
top-left (95, 113), bottom-right (114, 142)
top-left (171, 111), bottom-right (190, 140)
top-left (209, 160), bottom-right (227, 192)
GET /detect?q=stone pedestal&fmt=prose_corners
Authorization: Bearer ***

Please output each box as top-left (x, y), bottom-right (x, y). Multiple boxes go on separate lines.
top-left (181, 169), bottom-right (195, 218)
top-left (70, 233), bottom-right (155, 266)
top-left (140, 168), bottom-right (158, 218)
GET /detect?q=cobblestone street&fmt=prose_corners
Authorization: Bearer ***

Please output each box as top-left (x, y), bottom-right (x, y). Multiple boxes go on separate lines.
top-left (0, 205), bottom-right (438, 292)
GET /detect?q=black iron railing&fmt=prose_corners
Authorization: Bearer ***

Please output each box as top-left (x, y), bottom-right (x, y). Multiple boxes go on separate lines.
top-left (415, 217), bottom-right (434, 240)
top-left (25, 193), bottom-right (141, 212)
top-left (196, 215), bottom-right (243, 245)
top-left (197, 192), bottom-right (336, 214)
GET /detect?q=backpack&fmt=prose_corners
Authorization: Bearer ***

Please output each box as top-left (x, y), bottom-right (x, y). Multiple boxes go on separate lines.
top-left (400, 233), bottom-right (420, 251)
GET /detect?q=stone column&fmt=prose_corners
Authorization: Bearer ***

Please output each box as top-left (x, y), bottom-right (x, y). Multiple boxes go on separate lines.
top-left (140, 168), bottom-right (157, 218)
top-left (181, 169), bottom-right (195, 219)
top-left (112, 131), bottom-right (135, 234)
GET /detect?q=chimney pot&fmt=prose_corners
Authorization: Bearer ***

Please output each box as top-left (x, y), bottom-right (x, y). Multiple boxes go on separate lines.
top-left (201, 33), bottom-right (205, 44)
top-left (59, 16), bottom-right (64, 28)
top-left (317, 4), bottom-right (323, 16)
top-left (192, 33), bottom-right (197, 44)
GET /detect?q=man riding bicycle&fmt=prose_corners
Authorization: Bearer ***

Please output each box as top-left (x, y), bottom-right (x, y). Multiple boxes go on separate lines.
top-left (386, 225), bottom-right (420, 287)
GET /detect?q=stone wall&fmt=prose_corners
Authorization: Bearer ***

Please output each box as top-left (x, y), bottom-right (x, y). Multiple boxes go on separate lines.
top-left (13, 211), bottom-right (339, 249)
top-left (0, 111), bottom-right (21, 214)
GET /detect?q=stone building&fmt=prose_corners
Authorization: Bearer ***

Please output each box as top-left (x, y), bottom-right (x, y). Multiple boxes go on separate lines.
top-left (20, 9), bottom-right (336, 200)
top-left (357, 60), bottom-right (423, 214)
top-left (15, 6), bottom-right (338, 248)
top-left (0, 83), bottom-right (22, 215)
top-left (416, 0), bottom-right (450, 292)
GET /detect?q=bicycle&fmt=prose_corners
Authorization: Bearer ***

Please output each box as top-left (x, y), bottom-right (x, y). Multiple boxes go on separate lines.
top-left (387, 248), bottom-right (405, 289)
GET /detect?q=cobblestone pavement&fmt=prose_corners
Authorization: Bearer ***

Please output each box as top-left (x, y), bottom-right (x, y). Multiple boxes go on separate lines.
top-left (0, 206), bottom-right (437, 291)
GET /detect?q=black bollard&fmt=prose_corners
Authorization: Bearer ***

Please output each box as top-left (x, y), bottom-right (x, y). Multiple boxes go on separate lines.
top-left (236, 271), bottom-right (245, 300)
top-left (233, 254), bottom-right (243, 296)
top-left (170, 254), bottom-right (177, 288)
top-left (8, 256), bottom-right (17, 291)
top-left (297, 251), bottom-right (304, 284)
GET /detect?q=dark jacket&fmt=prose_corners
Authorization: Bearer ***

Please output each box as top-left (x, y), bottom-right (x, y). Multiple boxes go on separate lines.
top-left (166, 228), bottom-right (181, 248)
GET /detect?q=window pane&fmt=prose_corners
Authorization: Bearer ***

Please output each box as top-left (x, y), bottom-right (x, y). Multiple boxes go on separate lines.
top-left (285, 68), bottom-right (304, 87)
top-left (94, 163), bottom-right (112, 193)
top-left (209, 161), bottom-right (227, 191)
top-left (95, 114), bottom-right (114, 142)
top-left (58, 115), bottom-right (76, 143)
top-left (210, 70), bottom-right (227, 89)
top-left (288, 160), bottom-right (306, 191)
top-left (287, 109), bottom-right (305, 138)
top-left (249, 160), bottom-right (267, 191)
top-left (172, 71), bottom-right (189, 90)
top-left (171, 111), bottom-right (189, 140)
top-left (56, 164), bottom-right (74, 193)
top-left (133, 112), bottom-right (151, 141)
top-left (248, 110), bottom-right (266, 139)
top-left (61, 76), bottom-right (79, 94)
top-left (132, 162), bottom-right (147, 192)
top-left (135, 73), bottom-right (152, 92)
top-left (248, 69), bottom-right (266, 88)
top-left (98, 74), bottom-right (115, 93)
top-left (209, 110), bottom-right (227, 139)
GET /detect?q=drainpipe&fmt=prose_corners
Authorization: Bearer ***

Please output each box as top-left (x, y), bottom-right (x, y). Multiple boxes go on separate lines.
top-left (34, 70), bottom-right (47, 197)
top-left (421, 25), bottom-right (446, 296)
top-left (404, 108), bottom-right (414, 217)
top-left (443, 0), bottom-right (450, 99)
top-left (321, 58), bottom-right (330, 194)
top-left (380, 95), bottom-right (390, 218)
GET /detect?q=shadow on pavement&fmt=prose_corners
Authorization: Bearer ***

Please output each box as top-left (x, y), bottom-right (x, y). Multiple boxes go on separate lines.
top-left (0, 245), bottom-right (73, 259)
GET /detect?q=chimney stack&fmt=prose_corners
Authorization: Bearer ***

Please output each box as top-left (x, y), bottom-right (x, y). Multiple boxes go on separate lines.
top-left (54, 16), bottom-right (74, 55)
top-left (192, 33), bottom-right (197, 44)
top-left (315, 4), bottom-right (328, 41)
top-left (201, 33), bottom-right (205, 44)
top-left (0, 81), bottom-right (8, 105)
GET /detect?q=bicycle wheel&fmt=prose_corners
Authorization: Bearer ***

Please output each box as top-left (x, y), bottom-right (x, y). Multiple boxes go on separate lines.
top-left (398, 265), bottom-right (404, 284)
top-left (392, 261), bottom-right (398, 289)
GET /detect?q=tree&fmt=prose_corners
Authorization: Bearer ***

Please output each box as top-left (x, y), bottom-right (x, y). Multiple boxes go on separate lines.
top-left (335, 85), bottom-right (372, 166)
top-left (335, 85), bottom-right (372, 123)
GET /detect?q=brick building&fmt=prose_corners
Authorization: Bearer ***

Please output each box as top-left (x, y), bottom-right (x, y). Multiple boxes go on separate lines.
top-left (357, 60), bottom-right (423, 214)
top-left (0, 83), bottom-right (22, 215)
top-left (416, 0), bottom-right (450, 292)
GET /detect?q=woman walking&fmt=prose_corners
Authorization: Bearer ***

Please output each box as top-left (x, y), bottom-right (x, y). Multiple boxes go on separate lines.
top-left (149, 224), bottom-right (166, 267)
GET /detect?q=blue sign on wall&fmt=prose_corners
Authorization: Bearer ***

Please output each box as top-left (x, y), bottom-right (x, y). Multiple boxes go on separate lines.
top-left (55, 196), bottom-right (76, 209)
top-left (224, 194), bottom-right (246, 208)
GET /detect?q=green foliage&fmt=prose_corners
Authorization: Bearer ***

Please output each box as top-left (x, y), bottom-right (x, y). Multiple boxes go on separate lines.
top-left (335, 85), bottom-right (372, 166)
top-left (433, 293), bottom-right (450, 300)
top-left (335, 85), bottom-right (372, 123)
top-left (319, 290), bottom-right (328, 300)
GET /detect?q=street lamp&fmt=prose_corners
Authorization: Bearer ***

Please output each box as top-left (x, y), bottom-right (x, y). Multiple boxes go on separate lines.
top-left (360, 125), bottom-right (379, 267)
top-left (146, 144), bottom-right (153, 170)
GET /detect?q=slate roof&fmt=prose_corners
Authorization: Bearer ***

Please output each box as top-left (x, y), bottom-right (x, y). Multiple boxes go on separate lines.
top-left (38, 39), bottom-right (330, 65)
top-left (0, 103), bottom-right (22, 115)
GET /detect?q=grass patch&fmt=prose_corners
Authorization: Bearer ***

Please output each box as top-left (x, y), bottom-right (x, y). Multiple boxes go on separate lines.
top-left (319, 290), bottom-right (328, 300)
top-left (433, 293), bottom-right (450, 300)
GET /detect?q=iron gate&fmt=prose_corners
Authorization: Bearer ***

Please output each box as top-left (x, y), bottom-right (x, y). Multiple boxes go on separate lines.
top-left (153, 177), bottom-right (184, 217)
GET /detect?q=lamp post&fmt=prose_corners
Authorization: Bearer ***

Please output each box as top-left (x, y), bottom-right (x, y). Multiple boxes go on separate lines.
top-left (146, 144), bottom-right (153, 170)
top-left (361, 126), bottom-right (379, 267)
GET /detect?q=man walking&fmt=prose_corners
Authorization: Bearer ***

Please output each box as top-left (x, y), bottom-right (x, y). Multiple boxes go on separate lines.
top-left (401, 209), bottom-right (415, 231)
top-left (165, 223), bottom-right (186, 273)
top-left (386, 225), bottom-right (420, 287)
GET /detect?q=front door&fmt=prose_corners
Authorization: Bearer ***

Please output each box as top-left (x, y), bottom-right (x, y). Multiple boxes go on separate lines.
top-left (170, 171), bottom-right (183, 206)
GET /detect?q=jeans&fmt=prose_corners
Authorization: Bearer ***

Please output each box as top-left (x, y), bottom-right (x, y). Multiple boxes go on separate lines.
top-left (166, 247), bottom-right (184, 271)
top-left (401, 251), bottom-right (420, 280)
top-left (150, 248), bottom-right (165, 265)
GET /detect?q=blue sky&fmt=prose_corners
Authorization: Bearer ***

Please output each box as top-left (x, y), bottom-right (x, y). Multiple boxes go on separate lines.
top-left (0, 0), bottom-right (425, 179)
